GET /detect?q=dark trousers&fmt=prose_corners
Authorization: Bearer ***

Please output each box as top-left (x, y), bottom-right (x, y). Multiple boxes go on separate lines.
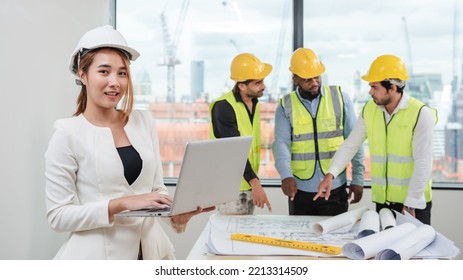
top-left (289, 185), bottom-right (348, 216)
top-left (138, 242), bottom-right (143, 260)
top-left (375, 201), bottom-right (432, 225)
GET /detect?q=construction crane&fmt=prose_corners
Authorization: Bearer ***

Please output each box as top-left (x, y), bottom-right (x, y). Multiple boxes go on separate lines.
top-left (229, 39), bottom-right (242, 53)
top-left (402, 17), bottom-right (414, 78)
top-left (402, 17), bottom-right (434, 103)
top-left (159, 0), bottom-right (190, 102)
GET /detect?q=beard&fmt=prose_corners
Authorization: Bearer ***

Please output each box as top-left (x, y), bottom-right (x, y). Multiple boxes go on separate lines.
top-left (372, 92), bottom-right (392, 106)
top-left (246, 89), bottom-right (263, 99)
top-left (299, 86), bottom-right (320, 100)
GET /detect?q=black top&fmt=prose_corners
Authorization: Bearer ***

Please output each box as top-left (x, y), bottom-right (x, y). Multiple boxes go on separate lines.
top-left (210, 90), bottom-right (258, 184)
top-left (117, 145), bottom-right (143, 186)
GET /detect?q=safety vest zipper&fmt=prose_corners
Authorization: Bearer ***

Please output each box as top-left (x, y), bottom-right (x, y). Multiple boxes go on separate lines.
top-left (312, 116), bottom-right (320, 162)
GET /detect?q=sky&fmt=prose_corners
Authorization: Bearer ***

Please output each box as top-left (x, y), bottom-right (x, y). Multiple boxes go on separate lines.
top-left (116, 0), bottom-right (463, 102)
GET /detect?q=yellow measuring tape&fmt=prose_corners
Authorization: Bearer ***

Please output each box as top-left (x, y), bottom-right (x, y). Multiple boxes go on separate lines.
top-left (230, 233), bottom-right (342, 255)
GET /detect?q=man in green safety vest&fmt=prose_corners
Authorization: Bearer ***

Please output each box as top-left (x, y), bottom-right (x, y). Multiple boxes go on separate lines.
top-left (209, 53), bottom-right (273, 214)
top-left (273, 47), bottom-right (365, 216)
top-left (316, 54), bottom-right (437, 225)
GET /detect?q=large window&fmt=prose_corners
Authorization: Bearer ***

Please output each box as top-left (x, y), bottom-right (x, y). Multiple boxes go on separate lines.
top-left (116, 0), bottom-right (463, 187)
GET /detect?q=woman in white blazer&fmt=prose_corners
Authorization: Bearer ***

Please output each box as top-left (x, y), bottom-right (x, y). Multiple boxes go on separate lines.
top-left (45, 25), bottom-right (213, 260)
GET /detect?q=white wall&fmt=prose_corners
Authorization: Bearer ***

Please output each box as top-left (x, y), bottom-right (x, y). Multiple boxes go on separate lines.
top-left (0, 0), bottom-right (461, 260)
top-left (0, 0), bottom-right (111, 259)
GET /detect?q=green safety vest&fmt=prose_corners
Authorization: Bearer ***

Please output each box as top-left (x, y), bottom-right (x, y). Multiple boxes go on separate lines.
top-left (209, 91), bottom-right (260, 191)
top-left (363, 96), bottom-right (437, 204)
top-left (281, 85), bottom-right (345, 179)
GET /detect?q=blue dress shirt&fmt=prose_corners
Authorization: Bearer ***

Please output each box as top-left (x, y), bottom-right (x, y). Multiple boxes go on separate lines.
top-left (273, 86), bottom-right (365, 192)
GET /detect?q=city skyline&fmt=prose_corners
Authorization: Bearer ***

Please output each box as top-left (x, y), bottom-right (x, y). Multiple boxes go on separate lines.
top-left (121, 0), bottom-right (463, 183)
top-left (118, 0), bottom-right (463, 102)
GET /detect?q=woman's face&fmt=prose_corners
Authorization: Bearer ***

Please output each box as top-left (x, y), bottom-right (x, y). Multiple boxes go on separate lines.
top-left (79, 49), bottom-right (128, 111)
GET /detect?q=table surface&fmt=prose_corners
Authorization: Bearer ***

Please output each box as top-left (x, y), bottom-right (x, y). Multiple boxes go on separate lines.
top-left (186, 215), bottom-right (347, 260)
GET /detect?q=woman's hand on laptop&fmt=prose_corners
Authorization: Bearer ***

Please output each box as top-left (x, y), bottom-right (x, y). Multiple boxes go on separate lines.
top-left (172, 206), bottom-right (216, 224)
top-left (170, 206), bottom-right (216, 233)
top-left (108, 193), bottom-right (173, 221)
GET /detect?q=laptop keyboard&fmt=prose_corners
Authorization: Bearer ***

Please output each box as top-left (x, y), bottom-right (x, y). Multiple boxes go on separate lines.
top-left (146, 206), bottom-right (171, 212)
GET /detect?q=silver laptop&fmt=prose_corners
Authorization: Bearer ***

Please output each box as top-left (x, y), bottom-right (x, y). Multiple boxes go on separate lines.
top-left (116, 136), bottom-right (252, 217)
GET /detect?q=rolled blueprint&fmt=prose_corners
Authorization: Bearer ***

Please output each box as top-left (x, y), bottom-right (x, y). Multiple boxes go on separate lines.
top-left (342, 222), bottom-right (417, 260)
top-left (379, 207), bottom-right (396, 230)
top-left (312, 206), bottom-right (369, 235)
top-left (376, 224), bottom-right (436, 260)
top-left (356, 210), bottom-right (380, 239)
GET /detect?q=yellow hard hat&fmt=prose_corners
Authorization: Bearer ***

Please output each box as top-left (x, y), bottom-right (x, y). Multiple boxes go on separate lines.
top-left (230, 53), bottom-right (273, 82)
top-left (289, 48), bottom-right (325, 79)
top-left (362, 54), bottom-right (409, 82)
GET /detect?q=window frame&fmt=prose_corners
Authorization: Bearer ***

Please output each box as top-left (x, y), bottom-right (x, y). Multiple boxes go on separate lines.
top-left (114, 0), bottom-right (463, 189)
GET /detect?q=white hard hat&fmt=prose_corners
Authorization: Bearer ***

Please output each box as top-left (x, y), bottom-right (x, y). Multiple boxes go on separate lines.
top-left (69, 25), bottom-right (140, 76)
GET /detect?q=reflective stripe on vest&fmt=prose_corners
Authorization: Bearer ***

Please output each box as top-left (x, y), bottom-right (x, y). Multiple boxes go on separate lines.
top-left (363, 97), bottom-right (436, 204)
top-left (281, 85), bottom-right (345, 179)
top-left (209, 91), bottom-right (260, 191)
